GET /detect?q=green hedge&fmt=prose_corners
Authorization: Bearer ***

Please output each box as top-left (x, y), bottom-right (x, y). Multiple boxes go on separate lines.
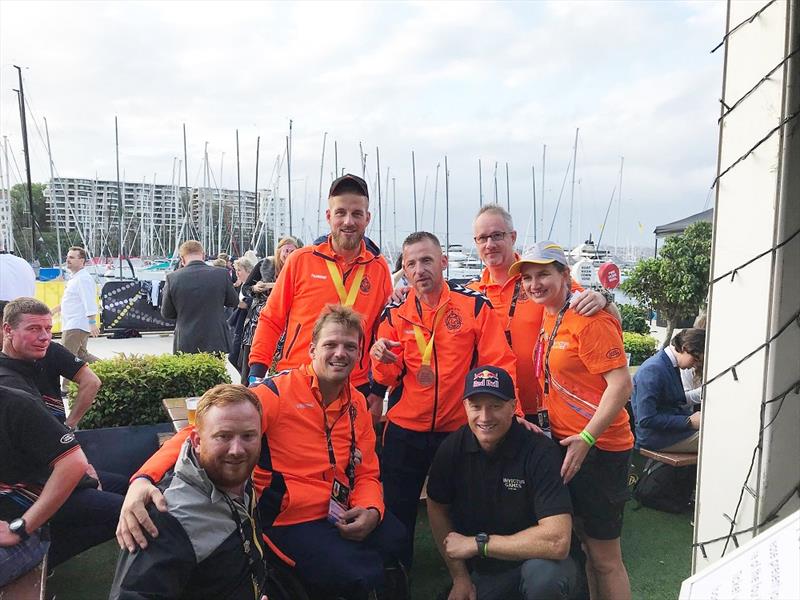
top-left (619, 304), bottom-right (650, 335)
top-left (71, 353), bottom-right (231, 429)
top-left (623, 332), bottom-right (658, 366)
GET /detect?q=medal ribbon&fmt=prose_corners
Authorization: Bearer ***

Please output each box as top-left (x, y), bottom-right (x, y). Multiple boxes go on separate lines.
top-left (412, 304), bottom-right (447, 367)
top-left (325, 261), bottom-right (366, 307)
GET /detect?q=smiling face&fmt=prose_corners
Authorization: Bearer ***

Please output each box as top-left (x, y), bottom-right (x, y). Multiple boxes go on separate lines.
top-left (309, 322), bottom-right (361, 386)
top-left (191, 402), bottom-right (261, 494)
top-left (519, 262), bottom-right (571, 310)
top-left (473, 211), bottom-right (517, 269)
top-left (403, 238), bottom-right (447, 298)
top-left (2, 313), bottom-right (53, 360)
top-left (326, 194), bottom-right (370, 254)
top-left (464, 393), bottom-right (516, 452)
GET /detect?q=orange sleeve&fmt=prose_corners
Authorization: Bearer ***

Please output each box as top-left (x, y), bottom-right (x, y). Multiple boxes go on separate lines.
top-left (133, 426), bottom-right (192, 484)
top-left (371, 309), bottom-right (404, 387)
top-left (250, 383), bottom-right (282, 495)
top-left (249, 253), bottom-right (296, 370)
top-left (476, 302), bottom-right (524, 418)
top-left (350, 394), bottom-right (385, 518)
top-left (577, 315), bottom-right (628, 375)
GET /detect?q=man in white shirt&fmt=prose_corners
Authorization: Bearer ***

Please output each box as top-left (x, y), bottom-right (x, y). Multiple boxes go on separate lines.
top-left (0, 250), bottom-right (36, 311)
top-left (55, 247), bottom-right (99, 364)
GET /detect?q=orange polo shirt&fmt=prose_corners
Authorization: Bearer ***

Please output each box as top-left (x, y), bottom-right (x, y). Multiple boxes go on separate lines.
top-left (249, 237), bottom-right (393, 388)
top-left (135, 364), bottom-right (384, 526)
top-left (468, 260), bottom-right (582, 415)
top-left (540, 308), bottom-right (633, 451)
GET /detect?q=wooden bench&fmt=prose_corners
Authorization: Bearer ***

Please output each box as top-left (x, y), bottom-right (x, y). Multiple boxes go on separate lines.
top-left (162, 397), bottom-right (189, 432)
top-left (640, 448), bottom-right (697, 467)
top-left (0, 556), bottom-right (46, 600)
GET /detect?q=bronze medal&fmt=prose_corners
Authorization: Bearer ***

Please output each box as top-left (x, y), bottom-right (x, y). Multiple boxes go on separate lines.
top-left (417, 365), bottom-right (435, 387)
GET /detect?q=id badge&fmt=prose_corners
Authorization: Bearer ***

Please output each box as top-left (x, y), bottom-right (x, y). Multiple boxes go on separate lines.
top-left (327, 478), bottom-right (351, 524)
top-left (533, 338), bottom-right (545, 378)
top-left (537, 409), bottom-right (551, 438)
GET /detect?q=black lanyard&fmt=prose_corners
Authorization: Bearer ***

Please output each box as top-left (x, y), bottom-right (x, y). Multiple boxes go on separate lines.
top-left (504, 279), bottom-right (522, 346)
top-left (221, 484), bottom-right (266, 599)
top-left (541, 293), bottom-right (572, 396)
top-left (323, 400), bottom-right (358, 491)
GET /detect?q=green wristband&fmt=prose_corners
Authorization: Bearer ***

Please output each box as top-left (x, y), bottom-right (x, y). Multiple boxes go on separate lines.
top-left (579, 429), bottom-right (596, 447)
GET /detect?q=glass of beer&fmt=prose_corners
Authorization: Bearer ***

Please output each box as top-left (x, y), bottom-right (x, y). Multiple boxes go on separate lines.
top-left (185, 397), bottom-right (199, 425)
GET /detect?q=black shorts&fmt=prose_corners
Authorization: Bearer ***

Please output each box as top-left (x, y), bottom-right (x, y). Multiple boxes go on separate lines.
top-left (560, 444), bottom-right (632, 540)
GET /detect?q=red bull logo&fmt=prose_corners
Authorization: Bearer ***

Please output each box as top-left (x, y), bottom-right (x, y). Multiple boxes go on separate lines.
top-left (473, 369), bottom-right (499, 388)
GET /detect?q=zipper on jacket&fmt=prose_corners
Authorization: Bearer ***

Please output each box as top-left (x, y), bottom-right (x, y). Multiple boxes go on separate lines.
top-left (430, 345), bottom-right (439, 432)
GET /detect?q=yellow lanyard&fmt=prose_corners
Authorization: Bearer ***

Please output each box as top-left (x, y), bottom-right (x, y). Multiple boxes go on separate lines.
top-left (412, 305), bottom-right (447, 367)
top-left (325, 261), bottom-right (366, 307)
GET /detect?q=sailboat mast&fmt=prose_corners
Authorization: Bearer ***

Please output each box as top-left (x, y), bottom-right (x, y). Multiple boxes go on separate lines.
top-left (505, 162), bottom-right (510, 211)
top-left (13, 66), bottom-right (37, 260)
top-left (568, 127), bottom-right (578, 249)
top-left (317, 132), bottom-right (327, 238)
top-left (392, 176), bottom-right (397, 250)
top-left (115, 116), bottom-right (123, 276)
top-left (254, 137), bottom-right (260, 251)
top-left (411, 150), bottom-right (418, 231)
top-left (615, 156), bottom-right (624, 255)
top-left (375, 146), bottom-right (382, 250)
top-left (541, 144), bottom-right (546, 242)
top-left (287, 120), bottom-right (293, 238)
top-left (43, 117), bottom-right (62, 265)
top-left (444, 155), bottom-right (450, 280)
top-left (493, 161), bottom-right (498, 205)
top-left (236, 130), bottom-right (243, 253)
top-left (432, 163), bottom-right (440, 235)
top-left (334, 140), bottom-right (338, 177)
top-left (478, 159), bottom-right (483, 207)
top-left (531, 164), bottom-right (537, 243)
top-left (218, 152), bottom-right (224, 255)
top-left (182, 124), bottom-right (192, 244)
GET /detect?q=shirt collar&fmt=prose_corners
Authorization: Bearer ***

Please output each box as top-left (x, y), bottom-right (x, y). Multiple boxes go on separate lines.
top-left (303, 363), bottom-right (352, 411)
top-left (664, 346), bottom-right (679, 368)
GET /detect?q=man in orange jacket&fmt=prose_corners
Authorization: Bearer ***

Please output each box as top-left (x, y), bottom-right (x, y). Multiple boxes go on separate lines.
top-left (116, 306), bottom-right (406, 599)
top-left (248, 174), bottom-right (392, 412)
top-left (370, 231), bottom-right (532, 567)
top-left (468, 204), bottom-right (619, 421)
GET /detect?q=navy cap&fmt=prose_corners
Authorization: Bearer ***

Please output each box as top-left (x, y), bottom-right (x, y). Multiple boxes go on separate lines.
top-left (329, 173), bottom-right (369, 199)
top-left (463, 365), bottom-right (515, 402)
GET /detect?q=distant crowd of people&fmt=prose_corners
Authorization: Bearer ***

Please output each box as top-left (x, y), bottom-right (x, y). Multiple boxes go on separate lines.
top-left (0, 172), bottom-right (707, 600)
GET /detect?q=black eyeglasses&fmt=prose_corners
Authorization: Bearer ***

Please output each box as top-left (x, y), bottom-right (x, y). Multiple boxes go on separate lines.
top-left (474, 231), bottom-right (511, 245)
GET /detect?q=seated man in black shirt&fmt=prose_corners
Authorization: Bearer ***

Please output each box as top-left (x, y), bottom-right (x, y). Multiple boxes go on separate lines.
top-left (427, 366), bottom-right (579, 600)
top-left (0, 297), bottom-right (101, 428)
top-left (0, 386), bottom-right (124, 583)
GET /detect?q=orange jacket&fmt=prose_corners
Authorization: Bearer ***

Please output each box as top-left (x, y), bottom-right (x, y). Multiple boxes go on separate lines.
top-left (248, 237), bottom-right (393, 388)
top-left (468, 261), bottom-right (582, 415)
top-left (135, 365), bottom-right (384, 526)
top-left (372, 281), bottom-right (521, 433)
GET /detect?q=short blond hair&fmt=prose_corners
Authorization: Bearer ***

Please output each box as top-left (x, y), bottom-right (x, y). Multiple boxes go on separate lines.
top-left (234, 257), bottom-right (254, 273)
top-left (179, 240), bottom-right (204, 258)
top-left (311, 304), bottom-right (364, 345)
top-left (195, 384), bottom-right (262, 428)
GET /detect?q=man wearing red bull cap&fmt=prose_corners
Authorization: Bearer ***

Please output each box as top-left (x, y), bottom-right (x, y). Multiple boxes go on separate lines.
top-left (427, 365), bottom-right (579, 600)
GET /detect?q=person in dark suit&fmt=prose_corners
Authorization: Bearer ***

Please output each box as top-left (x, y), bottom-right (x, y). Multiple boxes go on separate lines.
top-left (631, 328), bottom-right (705, 453)
top-left (161, 241), bottom-right (238, 354)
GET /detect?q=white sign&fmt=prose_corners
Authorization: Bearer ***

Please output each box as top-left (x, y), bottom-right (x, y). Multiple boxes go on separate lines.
top-left (680, 510), bottom-right (799, 600)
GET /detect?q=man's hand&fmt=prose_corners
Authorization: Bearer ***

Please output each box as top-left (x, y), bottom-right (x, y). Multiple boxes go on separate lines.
top-left (370, 338), bottom-right (401, 364)
top-left (89, 324), bottom-right (100, 337)
top-left (516, 416), bottom-right (544, 435)
top-left (116, 478), bottom-right (168, 552)
top-left (559, 435), bottom-right (592, 484)
top-left (253, 281), bottom-right (269, 293)
top-left (570, 289), bottom-right (607, 316)
top-left (390, 286), bottom-right (409, 304)
top-left (689, 412), bottom-right (701, 430)
top-left (335, 507), bottom-right (380, 542)
top-left (0, 520), bottom-right (21, 547)
top-left (448, 574), bottom-right (477, 600)
top-left (443, 532), bottom-right (478, 560)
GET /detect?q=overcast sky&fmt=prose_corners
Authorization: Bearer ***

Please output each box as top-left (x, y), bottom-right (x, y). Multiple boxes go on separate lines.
top-left (0, 0), bottom-right (725, 252)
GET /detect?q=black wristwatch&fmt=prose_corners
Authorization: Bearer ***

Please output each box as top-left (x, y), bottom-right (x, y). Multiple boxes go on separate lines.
top-left (599, 288), bottom-right (614, 307)
top-left (475, 532), bottom-right (489, 558)
top-left (9, 517), bottom-right (29, 541)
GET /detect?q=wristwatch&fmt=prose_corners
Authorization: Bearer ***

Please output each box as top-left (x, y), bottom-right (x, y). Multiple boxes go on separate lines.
top-left (475, 532), bottom-right (489, 558)
top-left (9, 517), bottom-right (29, 541)
top-left (599, 288), bottom-right (614, 307)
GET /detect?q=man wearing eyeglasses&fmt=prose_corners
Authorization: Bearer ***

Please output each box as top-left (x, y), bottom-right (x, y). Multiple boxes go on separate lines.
top-left (468, 205), bottom-right (619, 422)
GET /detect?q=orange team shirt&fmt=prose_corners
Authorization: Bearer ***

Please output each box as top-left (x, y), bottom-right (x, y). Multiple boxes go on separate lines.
top-left (248, 237), bottom-right (393, 388)
top-left (540, 307), bottom-right (633, 452)
top-left (372, 281), bottom-right (521, 433)
top-left (135, 365), bottom-right (384, 526)
top-left (468, 263), bottom-right (582, 415)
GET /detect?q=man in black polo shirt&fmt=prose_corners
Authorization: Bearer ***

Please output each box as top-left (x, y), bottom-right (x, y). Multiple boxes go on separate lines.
top-left (0, 386), bottom-right (123, 583)
top-left (427, 365), bottom-right (579, 600)
top-left (0, 297), bottom-right (101, 427)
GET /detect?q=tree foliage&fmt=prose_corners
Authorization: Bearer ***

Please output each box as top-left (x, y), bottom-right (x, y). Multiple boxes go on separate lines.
top-left (621, 221), bottom-right (712, 346)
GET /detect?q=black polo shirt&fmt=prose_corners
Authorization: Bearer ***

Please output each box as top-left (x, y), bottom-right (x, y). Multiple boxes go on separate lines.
top-left (427, 419), bottom-right (573, 573)
top-left (0, 387), bottom-right (81, 521)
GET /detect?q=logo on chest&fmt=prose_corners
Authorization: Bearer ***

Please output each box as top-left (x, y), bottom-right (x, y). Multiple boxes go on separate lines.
top-left (553, 341), bottom-right (569, 350)
top-left (503, 477), bottom-right (526, 491)
top-left (311, 273), bottom-right (327, 280)
top-left (359, 275), bottom-right (371, 294)
top-left (444, 308), bottom-right (463, 331)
